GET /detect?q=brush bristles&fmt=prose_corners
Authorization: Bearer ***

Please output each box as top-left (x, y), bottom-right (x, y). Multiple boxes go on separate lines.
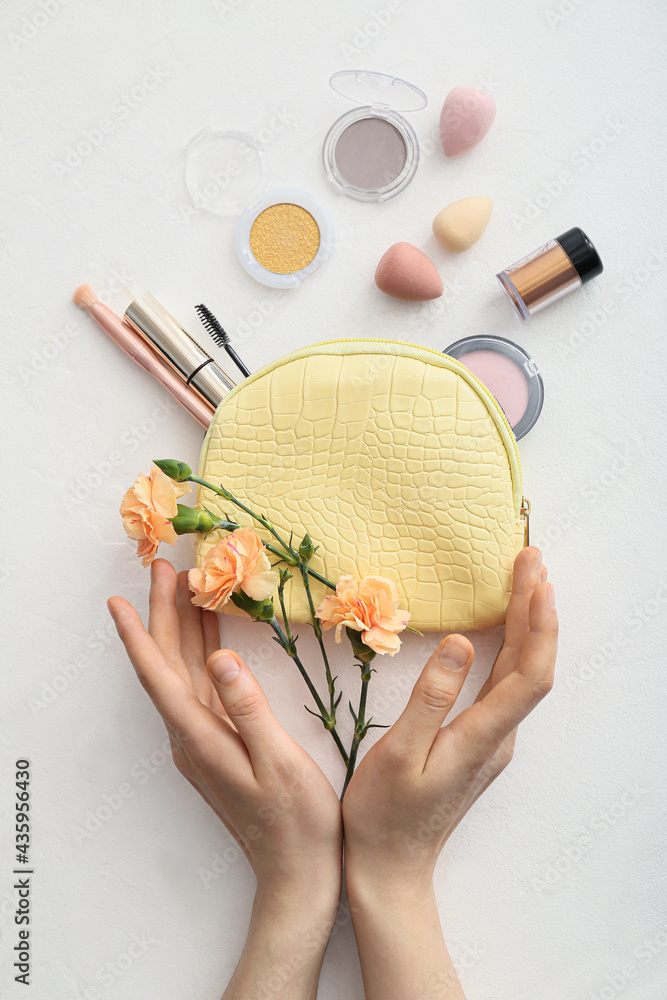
top-left (195, 303), bottom-right (229, 347)
top-left (73, 284), bottom-right (97, 310)
top-left (207, 328), bottom-right (226, 348)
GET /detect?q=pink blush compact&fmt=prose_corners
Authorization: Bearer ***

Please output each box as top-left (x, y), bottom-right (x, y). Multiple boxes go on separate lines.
top-left (444, 336), bottom-right (544, 440)
top-left (457, 350), bottom-right (529, 427)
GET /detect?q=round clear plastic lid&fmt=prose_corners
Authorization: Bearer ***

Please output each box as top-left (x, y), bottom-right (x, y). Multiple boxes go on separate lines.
top-left (329, 70), bottom-right (427, 112)
top-left (185, 128), bottom-right (266, 215)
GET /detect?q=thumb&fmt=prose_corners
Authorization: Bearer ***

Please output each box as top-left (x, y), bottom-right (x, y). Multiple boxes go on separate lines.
top-left (207, 649), bottom-right (281, 757)
top-left (389, 635), bottom-right (474, 762)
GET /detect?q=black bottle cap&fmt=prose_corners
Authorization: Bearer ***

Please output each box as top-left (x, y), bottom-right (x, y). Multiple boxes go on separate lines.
top-left (555, 227), bottom-right (603, 284)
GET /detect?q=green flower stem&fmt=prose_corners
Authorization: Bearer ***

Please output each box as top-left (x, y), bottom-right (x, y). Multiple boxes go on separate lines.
top-left (190, 475), bottom-right (336, 589)
top-left (190, 475), bottom-right (295, 563)
top-left (267, 617), bottom-right (349, 768)
top-left (276, 572), bottom-right (295, 652)
top-left (263, 541), bottom-right (295, 563)
top-left (305, 566), bottom-right (335, 591)
top-left (341, 670), bottom-right (371, 801)
top-left (299, 562), bottom-right (338, 722)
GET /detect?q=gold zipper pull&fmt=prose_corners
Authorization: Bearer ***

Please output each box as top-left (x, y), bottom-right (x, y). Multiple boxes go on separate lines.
top-left (520, 497), bottom-right (531, 547)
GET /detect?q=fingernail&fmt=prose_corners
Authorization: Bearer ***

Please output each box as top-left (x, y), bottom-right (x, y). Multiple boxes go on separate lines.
top-left (209, 651), bottom-right (241, 683)
top-left (438, 639), bottom-right (469, 671)
top-left (534, 548), bottom-right (542, 571)
top-left (106, 600), bottom-right (116, 621)
top-left (546, 585), bottom-right (556, 607)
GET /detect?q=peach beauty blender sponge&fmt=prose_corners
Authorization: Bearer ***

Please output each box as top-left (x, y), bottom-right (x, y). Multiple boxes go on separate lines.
top-left (439, 86), bottom-right (497, 157)
top-left (374, 242), bottom-right (443, 300)
top-left (432, 196), bottom-right (494, 252)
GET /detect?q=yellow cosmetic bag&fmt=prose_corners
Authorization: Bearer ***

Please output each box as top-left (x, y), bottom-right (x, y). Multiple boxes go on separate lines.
top-left (194, 339), bottom-right (529, 632)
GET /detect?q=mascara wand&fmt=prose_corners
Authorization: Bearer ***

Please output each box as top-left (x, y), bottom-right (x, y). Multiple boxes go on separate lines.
top-left (195, 304), bottom-right (252, 379)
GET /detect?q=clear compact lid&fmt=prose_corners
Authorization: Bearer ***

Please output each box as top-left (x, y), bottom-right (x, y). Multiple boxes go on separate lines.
top-left (329, 70), bottom-right (427, 112)
top-left (185, 128), bottom-right (266, 215)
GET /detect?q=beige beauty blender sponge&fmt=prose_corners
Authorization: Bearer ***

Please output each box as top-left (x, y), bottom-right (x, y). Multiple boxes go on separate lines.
top-left (375, 242), bottom-right (443, 300)
top-left (440, 86), bottom-right (497, 157)
top-left (433, 196), bottom-right (493, 253)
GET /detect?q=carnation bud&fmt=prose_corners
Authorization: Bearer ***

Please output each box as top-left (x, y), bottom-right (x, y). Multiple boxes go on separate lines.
top-left (170, 505), bottom-right (216, 535)
top-left (345, 626), bottom-right (377, 665)
top-left (231, 591), bottom-right (275, 622)
top-left (153, 459), bottom-right (192, 482)
top-left (298, 533), bottom-right (315, 562)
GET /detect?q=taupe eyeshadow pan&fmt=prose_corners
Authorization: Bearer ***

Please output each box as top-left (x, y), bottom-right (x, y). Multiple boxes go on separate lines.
top-left (332, 117), bottom-right (407, 191)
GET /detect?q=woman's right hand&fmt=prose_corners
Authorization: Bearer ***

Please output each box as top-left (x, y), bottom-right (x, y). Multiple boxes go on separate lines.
top-left (108, 559), bottom-right (343, 1000)
top-left (342, 545), bottom-right (558, 999)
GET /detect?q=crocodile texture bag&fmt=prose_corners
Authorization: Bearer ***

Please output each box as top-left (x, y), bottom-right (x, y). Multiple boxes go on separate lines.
top-left (194, 339), bottom-right (529, 632)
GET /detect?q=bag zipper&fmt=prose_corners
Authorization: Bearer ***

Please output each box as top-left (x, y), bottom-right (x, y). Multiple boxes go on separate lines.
top-left (520, 497), bottom-right (531, 545)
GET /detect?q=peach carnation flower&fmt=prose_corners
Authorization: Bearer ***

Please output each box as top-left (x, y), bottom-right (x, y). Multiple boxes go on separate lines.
top-left (120, 464), bottom-right (190, 566)
top-left (316, 575), bottom-right (411, 656)
top-left (188, 527), bottom-right (276, 611)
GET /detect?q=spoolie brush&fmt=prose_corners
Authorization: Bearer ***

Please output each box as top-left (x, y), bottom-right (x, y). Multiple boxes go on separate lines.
top-left (195, 304), bottom-right (251, 378)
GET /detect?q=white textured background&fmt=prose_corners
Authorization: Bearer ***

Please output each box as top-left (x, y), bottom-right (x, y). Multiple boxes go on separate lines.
top-left (1, 1), bottom-right (666, 998)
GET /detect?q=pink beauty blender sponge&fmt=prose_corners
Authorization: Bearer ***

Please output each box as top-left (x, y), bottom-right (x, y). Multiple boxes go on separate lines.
top-left (375, 242), bottom-right (443, 301)
top-left (439, 86), bottom-right (497, 157)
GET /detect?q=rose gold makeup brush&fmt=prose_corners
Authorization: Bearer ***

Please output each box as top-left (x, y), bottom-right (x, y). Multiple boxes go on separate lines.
top-left (73, 285), bottom-right (215, 428)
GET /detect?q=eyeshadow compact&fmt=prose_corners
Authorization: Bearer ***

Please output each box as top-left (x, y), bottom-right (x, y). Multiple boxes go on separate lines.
top-left (444, 335), bottom-right (544, 440)
top-left (235, 187), bottom-right (334, 288)
top-left (185, 128), bottom-right (335, 288)
top-left (322, 70), bottom-right (427, 201)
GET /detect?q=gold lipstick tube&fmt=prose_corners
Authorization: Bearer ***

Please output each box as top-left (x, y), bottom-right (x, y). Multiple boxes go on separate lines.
top-left (124, 293), bottom-right (237, 408)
